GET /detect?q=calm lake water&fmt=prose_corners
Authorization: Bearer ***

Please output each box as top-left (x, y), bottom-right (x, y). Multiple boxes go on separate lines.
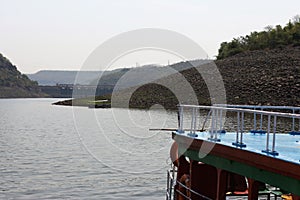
top-left (0, 99), bottom-right (178, 200)
top-left (1, 99), bottom-right (297, 200)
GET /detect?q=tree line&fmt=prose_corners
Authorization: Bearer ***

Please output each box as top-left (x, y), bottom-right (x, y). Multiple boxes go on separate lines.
top-left (217, 15), bottom-right (300, 59)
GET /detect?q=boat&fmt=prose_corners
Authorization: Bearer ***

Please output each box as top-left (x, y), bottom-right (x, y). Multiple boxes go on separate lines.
top-left (166, 104), bottom-right (300, 200)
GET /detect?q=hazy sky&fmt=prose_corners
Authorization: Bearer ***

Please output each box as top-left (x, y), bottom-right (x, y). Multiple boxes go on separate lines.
top-left (1, 0), bottom-right (300, 73)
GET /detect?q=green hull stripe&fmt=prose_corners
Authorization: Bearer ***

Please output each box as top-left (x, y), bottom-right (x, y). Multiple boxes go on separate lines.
top-left (179, 147), bottom-right (300, 195)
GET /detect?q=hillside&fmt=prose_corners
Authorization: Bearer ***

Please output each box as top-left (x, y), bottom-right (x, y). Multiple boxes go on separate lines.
top-left (0, 53), bottom-right (45, 98)
top-left (27, 70), bottom-right (103, 85)
top-left (27, 61), bottom-right (209, 87)
top-left (54, 46), bottom-right (300, 108)
top-left (130, 46), bottom-right (300, 108)
top-left (37, 61), bottom-right (208, 98)
top-left (89, 60), bottom-right (208, 88)
top-left (216, 46), bottom-right (299, 106)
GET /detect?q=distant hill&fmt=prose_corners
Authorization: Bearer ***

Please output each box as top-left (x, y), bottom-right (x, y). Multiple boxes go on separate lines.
top-left (30, 60), bottom-right (209, 98)
top-left (0, 53), bottom-right (45, 98)
top-left (90, 60), bottom-right (210, 88)
top-left (27, 67), bottom-right (146, 86)
top-left (50, 60), bottom-right (211, 98)
top-left (28, 60), bottom-right (209, 87)
top-left (27, 70), bottom-right (103, 85)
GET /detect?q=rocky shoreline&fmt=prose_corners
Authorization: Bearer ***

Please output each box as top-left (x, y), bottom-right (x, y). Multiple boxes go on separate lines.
top-left (54, 46), bottom-right (300, 109)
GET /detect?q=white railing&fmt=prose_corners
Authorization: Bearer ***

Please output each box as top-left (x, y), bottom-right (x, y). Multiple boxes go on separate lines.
top-left (166, 167), bottom-right (176, 200)
top-left (216, 104), bottom-right (300, 134)
top-left (177, 104), bottom-right (300, 156)
top-left (166, 168), bottom-right (212, 200)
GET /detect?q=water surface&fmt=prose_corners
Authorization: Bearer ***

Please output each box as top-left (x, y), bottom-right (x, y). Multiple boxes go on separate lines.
top-left (0, 99), bottom-right (177, 200)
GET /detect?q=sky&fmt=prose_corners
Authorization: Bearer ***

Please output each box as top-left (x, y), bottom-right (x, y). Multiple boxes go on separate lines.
top-left (0, 0), bottom-right (300, 73)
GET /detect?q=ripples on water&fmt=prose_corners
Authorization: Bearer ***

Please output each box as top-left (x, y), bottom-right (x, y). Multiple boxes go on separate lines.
top-left (0, 99), bottom-right (177, 200)
top-left (2, 99), bottom-right (296, 199)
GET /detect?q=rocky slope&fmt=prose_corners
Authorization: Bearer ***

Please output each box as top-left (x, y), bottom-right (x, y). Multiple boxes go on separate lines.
top-left (54, 46), bottom-right (300, 109)
top-left (116, 46), bottom-right (300, 109)
top-left (0, 53), bottom-right (45, 98)
top-left (216, 46), bottom-right (300, 106)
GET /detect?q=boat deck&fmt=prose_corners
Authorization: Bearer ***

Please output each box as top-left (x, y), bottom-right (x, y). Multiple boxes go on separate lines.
top-left (167, 104), bottom-right (300, 199)
top-left (176, 131), bottom-right (300, 165)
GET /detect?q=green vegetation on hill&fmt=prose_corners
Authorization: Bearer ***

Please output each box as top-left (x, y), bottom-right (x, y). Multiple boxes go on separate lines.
top-left (217, 15), bottom-right (300, 59)
top-left (0, 53), bottom-right (45, 98)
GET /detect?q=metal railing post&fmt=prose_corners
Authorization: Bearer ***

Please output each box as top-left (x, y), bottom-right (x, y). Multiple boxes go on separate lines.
top-left (210, 109), bottom-right (215, 139)
top-left (232, 111), bottom-right (246, 147)
top-left (237, 111), bottom-right (240, 143)
top-left (166, 170), bottom-right (170, 200)
top-left (188, 107), bottom-right (198, 137)
top-left (292, 109), bottom-right (295, 131)
top-left (219, 109), bottom-right (223, 132)
top-left (190, 108), bottom-right (194, 134)
top-left (272, 116), bottom-right (278, 154)
top-left (262, 115), bottom-right (270, 154)
top-left (266, 115), bottom-right (271, 151)
top-left (253, 108), bottom-right (257, 130)
top-left (194, 108), bottom-right (198, 133)
top-left (178, 106), bottom-right (184, 133)
top-left (299, 114), bottom-right (300, 131)
top-left (214, 109), bottom-right (218, 139)
top-left (262, 114), bottom-right (278, 156)
top-left (240, 111), bottom-right (244, 144)
top-left (260, 108), bottom-right (263, 131)
top-left (207, 108), bottom-right (221, 142)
